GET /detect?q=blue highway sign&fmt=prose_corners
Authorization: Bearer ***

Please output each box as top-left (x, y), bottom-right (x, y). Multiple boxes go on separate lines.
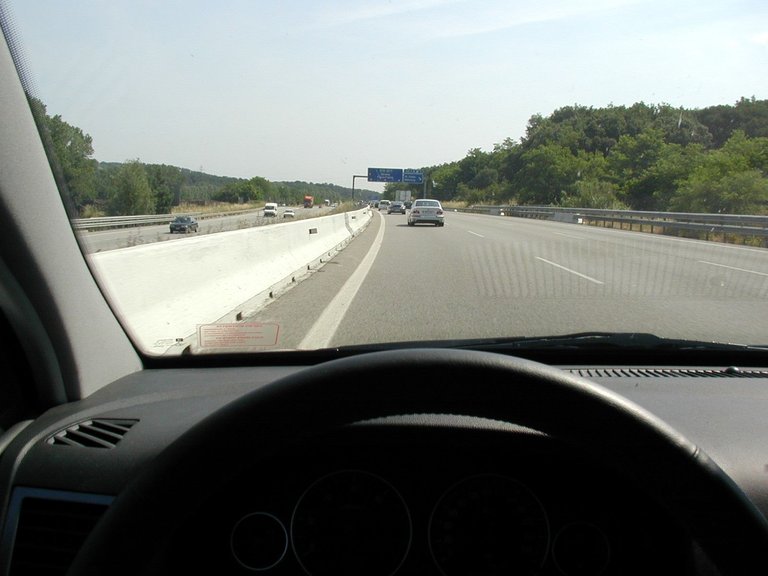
top-left (403, 169), bottom-right (424, 184)
top-left (368, 168), bottom-right (404, 182)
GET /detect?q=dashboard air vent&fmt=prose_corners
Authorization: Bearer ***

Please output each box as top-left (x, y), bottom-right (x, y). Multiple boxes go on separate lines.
top-left (8, 494), bottom-right (111, 576)
top-left (569, 368), bottom-right (768, 379)
top-left (46, 418), bottom-right (137, 448)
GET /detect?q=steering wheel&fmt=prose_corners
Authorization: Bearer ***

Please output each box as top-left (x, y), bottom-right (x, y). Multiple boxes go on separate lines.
top-left (68, 349), bottom-right (768, 575)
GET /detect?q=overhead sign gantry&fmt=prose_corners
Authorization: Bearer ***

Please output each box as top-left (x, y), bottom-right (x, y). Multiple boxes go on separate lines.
top-left (353, 168), bottom-right (425, 202)
top-left (367, 168), bottom-right (423, 184)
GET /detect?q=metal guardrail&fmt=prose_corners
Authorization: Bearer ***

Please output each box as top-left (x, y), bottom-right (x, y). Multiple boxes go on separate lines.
top-left (70, 214), bottom-right (179, 230)
top-left (466, 205), bottom-right (768, 243)
top-left (70, 208), bottom-right (263, 231)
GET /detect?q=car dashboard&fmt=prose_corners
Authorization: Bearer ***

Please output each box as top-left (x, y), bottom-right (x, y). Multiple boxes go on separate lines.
top-left (3, 361), bottom-right (768, 576)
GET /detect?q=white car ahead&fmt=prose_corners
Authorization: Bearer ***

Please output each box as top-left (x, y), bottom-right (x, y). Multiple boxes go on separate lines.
top-left (407, 199), bottom-right (445, 227)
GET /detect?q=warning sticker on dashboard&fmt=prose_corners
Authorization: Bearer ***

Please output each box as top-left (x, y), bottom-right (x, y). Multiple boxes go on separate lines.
top-left (197, 323), bottom-right (280, 349)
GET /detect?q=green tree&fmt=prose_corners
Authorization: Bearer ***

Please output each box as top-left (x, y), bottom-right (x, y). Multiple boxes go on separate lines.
top-left (28, 97), bottom-right (97, 215)
top-left (249, 176), bottom-right (274, 201)
top-left (458, 148), bottom-right (493, 184)
top-left (215, 180), bottom-right (253, 203)
top-left (512, 144), bottom-right (581, 205)
top-left (647, 143), bottom-right (706, 209)
top-left (89, 163), bottom-right (120, 215)
top-left (560, 180), bottom-right (627, 209)
top-left (649, 104), bottom-right (712, 148)
top-left (607, 129), bottom-right (666, 209)
top-left (146, 164), bottom-right (183, 213)
top-left (671, 170), bottom-right (768, 214)
top-left (717, 130), bottom-right (768, 171)
top-left (414, 162), bottom-right (461, 201)
top-left (520, 102), bottom-right (711, 159)
top-left (214, 176), bottom-right (273, 203)
top-left (469, 167), bottom-right (498, 190)
top-left (670, 132), bottom-right (768, 214)
top-left (696, 97), bottom-right (768, 147)
top-left (109, 160), bottom-right (155, 215)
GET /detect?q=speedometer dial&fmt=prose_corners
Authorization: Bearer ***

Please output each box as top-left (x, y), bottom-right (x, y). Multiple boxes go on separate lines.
top-left (429, 474), bottom-right (550, 576)
top-left (291, 469), bottom-right (411, 576)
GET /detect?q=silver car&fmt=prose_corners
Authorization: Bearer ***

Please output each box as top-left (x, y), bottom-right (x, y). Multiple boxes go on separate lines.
top-left (407, 199), bottom-right (445, 226)
top-left (388, 201), bottom-right (406, 214)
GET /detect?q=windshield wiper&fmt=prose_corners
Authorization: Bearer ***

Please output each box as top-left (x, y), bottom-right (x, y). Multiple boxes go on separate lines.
top-left (452, 332), bottom-right (768, 352)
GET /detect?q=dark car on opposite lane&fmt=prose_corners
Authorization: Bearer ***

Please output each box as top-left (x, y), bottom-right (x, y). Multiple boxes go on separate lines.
top-left (169, 216), bottom-right (199, 233)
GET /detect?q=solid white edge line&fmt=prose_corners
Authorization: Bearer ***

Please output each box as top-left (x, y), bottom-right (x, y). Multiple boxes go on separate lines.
top-left (299, 213), bottom-right (386, 349)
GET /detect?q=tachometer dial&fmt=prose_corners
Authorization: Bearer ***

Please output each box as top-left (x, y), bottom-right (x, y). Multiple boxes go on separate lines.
top-left (429, 474), bottom-right (549, 576)
top-left (291, 469), bottom-right (411, 576)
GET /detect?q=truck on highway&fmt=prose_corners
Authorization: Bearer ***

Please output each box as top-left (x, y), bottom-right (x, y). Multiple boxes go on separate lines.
top-left (303, 195), bottom-right (314, 208)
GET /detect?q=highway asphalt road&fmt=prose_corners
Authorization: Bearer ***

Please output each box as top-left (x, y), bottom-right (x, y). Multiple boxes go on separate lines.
top-left (243, 210), bottom-right (768, 349)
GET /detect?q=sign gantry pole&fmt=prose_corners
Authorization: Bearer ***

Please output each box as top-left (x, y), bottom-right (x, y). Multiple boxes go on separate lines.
top-left (352, 174), bottom-right (368, 203)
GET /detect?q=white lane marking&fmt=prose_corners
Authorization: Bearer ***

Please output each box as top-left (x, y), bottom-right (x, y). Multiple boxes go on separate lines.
top-left (467, 230), bottom-right (485, 238)
top-left (699, 261), bottom-right (768, 277)
top-left (536, 257), bottom-right (605, 285)
top-left (553, 232), bottom-right (585, 240)
top-left (299, 213), bottom-right (386, 349)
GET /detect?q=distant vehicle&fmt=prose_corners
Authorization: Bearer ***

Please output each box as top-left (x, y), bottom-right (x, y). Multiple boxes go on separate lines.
top-left (407, 199), bottom-right (445, 226)
top-left (404, 200), bottom-right (413, 209)
top-left (388, 201), bottom-right (406, 214)
top-left (378, 200), bottom-right (391, 211)
top-left (264, 202), bottom-right (278, 217)
top-left (283, 209), bottom-right (296, 218)
top-left (303, 195), bottom-right (314, 208)
top-left (169, 215), bottom-right (199, 233)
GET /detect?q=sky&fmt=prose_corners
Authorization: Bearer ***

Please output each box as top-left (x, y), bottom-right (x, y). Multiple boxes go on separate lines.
top-left (6, 0), bottom-right (768, 192)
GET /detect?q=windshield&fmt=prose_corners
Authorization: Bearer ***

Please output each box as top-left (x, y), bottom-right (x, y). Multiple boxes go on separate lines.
top-left (6, 1), bottom-right (768, 356)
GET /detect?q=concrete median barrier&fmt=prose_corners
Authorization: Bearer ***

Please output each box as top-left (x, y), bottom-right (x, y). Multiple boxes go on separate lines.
top-left (88, 209), bottom-right (371, 354)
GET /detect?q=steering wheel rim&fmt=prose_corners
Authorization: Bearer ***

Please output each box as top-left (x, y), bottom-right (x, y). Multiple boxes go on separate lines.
top-left (68, 349), bottom-right (768, 575)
